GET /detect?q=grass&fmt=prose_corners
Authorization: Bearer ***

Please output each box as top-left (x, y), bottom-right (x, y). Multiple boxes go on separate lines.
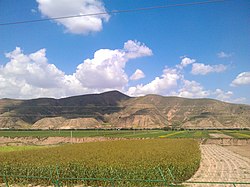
top-left (159, 130), bottom-right (211, 139)
top-left (221, 130), bottom-right (250, 139)
top-left (0, 139), bottom-right (200, 186)
top-left (0, 129), bottom-right (249, 139)
top-left (0, 130), bottom-right (164, 138)
top-left (0, 130), bottom-right (181, 138)
top-left (159, 131), bottom-right (186, 138)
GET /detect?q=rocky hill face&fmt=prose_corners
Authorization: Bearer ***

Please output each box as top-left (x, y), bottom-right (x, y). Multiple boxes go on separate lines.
top-left (0, 91), bottom-right (250, 129)
top-left (110, 95), bottom-right (250, 129)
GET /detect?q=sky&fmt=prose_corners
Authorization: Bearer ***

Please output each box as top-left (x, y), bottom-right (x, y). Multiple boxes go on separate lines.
top-left (0, 0), bottom-right (249, 104)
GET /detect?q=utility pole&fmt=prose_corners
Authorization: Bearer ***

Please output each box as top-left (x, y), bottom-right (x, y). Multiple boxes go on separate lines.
top-left (70, 130), bottom-right (73, 144)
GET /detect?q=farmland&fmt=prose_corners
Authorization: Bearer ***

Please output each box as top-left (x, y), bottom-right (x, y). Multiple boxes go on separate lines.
top-left (0, 139), bottom-right (200, 186)
top-left (0, 145), bottom-right (47, 153)
top-left (0, 129), bottom-right (249, 186)
top-left (222, 130), bottom-right (250, 139)
top-left (0, 129), bottom-right (249, 138)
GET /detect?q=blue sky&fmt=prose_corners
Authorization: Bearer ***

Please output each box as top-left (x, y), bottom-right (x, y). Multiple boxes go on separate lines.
top-left (0, 0), bottom-right (249, 104)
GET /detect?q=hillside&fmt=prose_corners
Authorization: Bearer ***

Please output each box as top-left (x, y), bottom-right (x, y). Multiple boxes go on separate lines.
top-left (111, 95), bottom-right (250, 129)
top-left (0, 91), bottom-right (250, 129)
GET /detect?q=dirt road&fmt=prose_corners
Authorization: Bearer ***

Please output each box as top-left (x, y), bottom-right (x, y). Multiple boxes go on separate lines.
top-left (186, 144), bottom-right (250, 187)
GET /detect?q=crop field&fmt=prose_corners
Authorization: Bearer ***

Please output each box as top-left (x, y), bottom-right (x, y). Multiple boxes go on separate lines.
top-left (0, 129), bottom-right (166, 138)
top-left (222, 130), bottom-right (250, 138)
top-left (0, 139), bottom-right (200, 186)
top-left (0, 145), bottom-right (47, 153)
top-left (0, 129), bottom-right (249, 139)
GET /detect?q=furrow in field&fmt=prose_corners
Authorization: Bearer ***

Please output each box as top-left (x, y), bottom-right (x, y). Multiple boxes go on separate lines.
top-left (185, 144), bottom-right (250, 187)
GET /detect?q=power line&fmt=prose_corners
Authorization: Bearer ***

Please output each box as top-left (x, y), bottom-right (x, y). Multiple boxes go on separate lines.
top-left (0, 0), bottom-right (228, 26)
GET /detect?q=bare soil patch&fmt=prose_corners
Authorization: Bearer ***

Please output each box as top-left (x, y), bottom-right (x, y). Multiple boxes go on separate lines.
top-left (203, 138), bottom-right (250, 146)
top-left (186, 144), bottom-right (250, 187)
top-left (0, 136), bottom-right (127, 146)
top-left (209, 133), bottom-right (233, 138)
top-left (225, 145), bottom-right (250, 159)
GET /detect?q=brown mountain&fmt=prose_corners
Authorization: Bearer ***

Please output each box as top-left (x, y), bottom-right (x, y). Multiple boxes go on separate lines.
top-left (0, 91), bottom-right (249, 129)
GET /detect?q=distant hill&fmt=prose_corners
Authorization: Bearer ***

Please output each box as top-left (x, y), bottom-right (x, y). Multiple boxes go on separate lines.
top-left (0, 91), bottom-right (250, 129)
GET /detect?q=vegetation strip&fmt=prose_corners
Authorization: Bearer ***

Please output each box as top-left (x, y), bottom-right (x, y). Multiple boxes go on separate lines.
top-left (0, 139), bottom-right (200, 186)
top-left (0, 129), bottom-right (249, 139)
top-left (159, 131), bottom-right (185, 138)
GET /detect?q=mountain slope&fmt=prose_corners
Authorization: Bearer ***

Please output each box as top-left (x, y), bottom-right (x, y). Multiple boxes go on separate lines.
top-left (111, 95), bottom-right (250, 129)
top-left (0, 91), bottom-right (130, 128)
top-left (0, 91), bottom-right (249, 129)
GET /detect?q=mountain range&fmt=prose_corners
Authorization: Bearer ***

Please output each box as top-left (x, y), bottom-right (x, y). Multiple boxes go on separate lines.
top-left (0, 91), bottom-right (250, 129)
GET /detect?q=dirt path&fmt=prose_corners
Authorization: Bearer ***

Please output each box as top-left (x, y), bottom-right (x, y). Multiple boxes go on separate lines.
top-left (186, 144), bottom-right (250, 187)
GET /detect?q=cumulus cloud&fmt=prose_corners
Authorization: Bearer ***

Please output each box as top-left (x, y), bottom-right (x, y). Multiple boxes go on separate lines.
top-left (130, 69), bottom-right (145, 81)
top-left (123, 40), bottom-right (153, 59)
top-left (0, 47), bottom-right (68, 98)
top-left (231, 72), bottom-right (250, 86)
top-left (191, 63), bottom-right (227, 75)
top-left (214, 89), bottom-right (233, 101)
top-left (3, 47), bottom-right (65, 89)
top-left (217, 51), bottom-right (232, 58)
top-left (75, 49), bottom-right (128, 89)
top-left (176, 57), bottom-right (196, 69)
top-left (1, 46), bottom-right (247, 104)
top-left (36, 0), bottom-right (110, 35)
top-left (75, 40), bottom-right (152, 89)
top-left (0, 47), bottom-right (70, 98)
top-left (127, 68), bottom-right (181, 96)
top-left (178, 80), bottom-right (210, 98)
top-left (127, 57), bottom-right (211, 98)
top-left (213, 89), bottom-right (246, 104)
top-left (0, 40), bottom-right (152, 98)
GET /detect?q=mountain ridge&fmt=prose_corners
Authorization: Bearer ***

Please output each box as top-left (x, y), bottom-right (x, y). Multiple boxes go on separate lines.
top-left (0, 91), bottom-right (249, 129)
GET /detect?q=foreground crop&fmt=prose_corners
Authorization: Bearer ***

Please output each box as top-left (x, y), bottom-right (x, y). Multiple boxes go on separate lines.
top-left (0, 139), bottom-right (200, 186)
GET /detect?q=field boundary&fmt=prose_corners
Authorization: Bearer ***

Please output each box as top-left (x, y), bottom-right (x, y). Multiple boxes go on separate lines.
top-left (0, 136), bottom-right (249, 146)
top-left (201, 138), bottom-right (250, 145)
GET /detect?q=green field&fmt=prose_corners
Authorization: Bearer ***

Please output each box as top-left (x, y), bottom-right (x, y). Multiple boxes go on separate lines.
top-left (0, 130), bottom-right (163, 138)
top-left (0, 129), bottom-right (249, 139)
top-left (222, 130), bottom-right (250, 139)
top-left (0, 139), bottom-right (200, 186)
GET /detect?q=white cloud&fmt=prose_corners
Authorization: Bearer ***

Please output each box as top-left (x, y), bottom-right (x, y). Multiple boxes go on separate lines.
top-left (214, 89), bottom-right (233, 101)
top-left (217, 51), bottom-right (232, 58)
top-left (123, 40), bottom-right (153, 59)
top-left (75, 40), bottom-right (152, 89)
top-left (176, 57), bottom-right (196, 69)
top-left (76, 49), bottom-right (128, 89)
top-left (36, 0), bottom-right (110, 35)
top-left (213, 89), bottom-right (247, 104)
top-left (130, 69), bottom-right (145, 81)
top-left (231, 97), bottom-right (246, 104)
top-left (1, 46), bottom-right (248, 104)
top-left (0, 47), bottom-right (68, 98)
top-left (231, 72), bottom-right (250, 86)
top-left (3, 47), bottom-right (65, 89)
top-left (0, 40), bottom-right (152, 99)
top-left (178, 80), bottom-right (210, 98)
top-left (127, 57), bottom-right (213, 99)
top-left (127, 68), bottom-right (180, 96)
top-left (191, 63), bottom-right (227, 75)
